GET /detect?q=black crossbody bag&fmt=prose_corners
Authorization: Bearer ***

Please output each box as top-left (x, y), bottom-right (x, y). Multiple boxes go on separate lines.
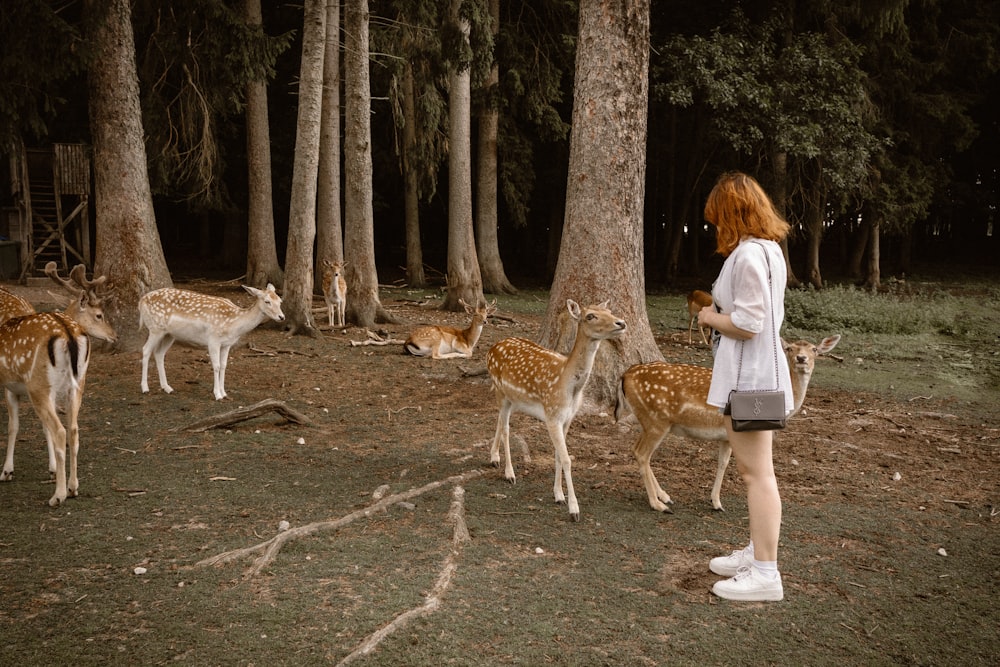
top-left (726, 243), bottom-right (787, 432)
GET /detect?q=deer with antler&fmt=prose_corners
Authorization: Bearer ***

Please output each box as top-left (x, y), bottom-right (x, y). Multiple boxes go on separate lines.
top-left (139, 284), bottom-right (285, 400)
top-left (404, 298), bottom-right (498, 359)
top-left (0, 263), bottom-right (117, 505)
top-left (616, 335), bottom-right (840, 512)
top-left (487, 300), bottom-right (627, 521)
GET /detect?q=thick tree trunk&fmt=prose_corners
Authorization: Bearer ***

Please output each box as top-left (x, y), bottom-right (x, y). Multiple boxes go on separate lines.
top-left (402, 61), bottom-right (426, 288)
top-left (344, 0), bottom-right (393, 326)
top-left (242, 0), bottom-right (283, 289)
top-left (86, 0), bottom-right (171, 349)
top-left (442, 0), bottom-right (484, 311)
top-left (542, 0), bottom-right (658, 410)
top-left (476, 0), bottom-right (516, 296)
top-left (315, 0), bottom-right (343, 287)
top-left (283, 0), bottom-right (326, 335)
top-left (803, 178), bottom-right (827, 289)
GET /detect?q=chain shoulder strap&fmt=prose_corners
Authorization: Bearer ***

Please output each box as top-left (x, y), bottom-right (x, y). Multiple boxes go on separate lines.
top-left (734, 241), bottom-right (781, 391)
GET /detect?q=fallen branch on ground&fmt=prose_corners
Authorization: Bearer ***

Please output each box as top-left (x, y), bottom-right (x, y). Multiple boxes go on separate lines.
top-left (349, 330), bottom-right (406, 347)
top-left (195, 468), bottom-right (485, 577)
top-left (337, 485), bottom-right (472, 665)
top-left (175, 398), bottom-right (312, 432)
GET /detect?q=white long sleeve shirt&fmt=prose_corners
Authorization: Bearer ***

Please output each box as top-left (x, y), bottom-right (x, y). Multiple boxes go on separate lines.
top-left (707, 238), bottom-right (794, 412)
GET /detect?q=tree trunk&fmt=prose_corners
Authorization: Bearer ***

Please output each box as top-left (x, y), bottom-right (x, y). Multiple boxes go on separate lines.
top-left (476, 0), bottom-right (516, 296)
top-left (86, 0), bottom-right (171, 349)
top-left (863, 216), bottom-right (882, 290)
top-left (770, 149), bottom-right (801, 289)
top-left (541, 0), bottom-right (658, 410)
top-left (242, 0), bottom-right (283, 289)
top-left (442, 0), bottom-right (484, 311)
top-left (315, 0), bottom-right (343, 287)
top-left (344, 0), bottom-right (393, 326)
top-left (282, 0), bottom-right (326, 336)
top-left (803, 177), bottom-right (827, 289)
top-left (847, 209), bottom-right (871, 281)
top-left (402, 60), bottom-right (426, 288)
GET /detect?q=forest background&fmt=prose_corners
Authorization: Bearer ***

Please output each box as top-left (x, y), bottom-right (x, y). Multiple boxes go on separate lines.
top-left (0, 0), bottom-right (997, 309)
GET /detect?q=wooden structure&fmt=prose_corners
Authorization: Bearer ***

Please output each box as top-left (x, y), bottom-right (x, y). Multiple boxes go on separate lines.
top-left (8, 142), bottom-right (92, 280)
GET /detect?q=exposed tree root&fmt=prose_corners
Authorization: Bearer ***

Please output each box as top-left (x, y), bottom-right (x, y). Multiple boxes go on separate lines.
top-left (336, 485), bottom-right (472, 665)
top-left (195, 468), bottom-right (484, 578)
top-left (174, 398), bottom-right (312, 432)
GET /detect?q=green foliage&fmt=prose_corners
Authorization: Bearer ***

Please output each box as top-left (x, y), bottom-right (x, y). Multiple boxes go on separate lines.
top-left (782, 283), bottom-right (995, 338)
top-left (133, 0), bottom-right (293, 206)
top-left (0, 1), bottom-right (84, 149)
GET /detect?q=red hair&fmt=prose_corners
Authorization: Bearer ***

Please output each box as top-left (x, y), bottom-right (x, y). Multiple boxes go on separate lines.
top-left (704, 172), bottom-right (790, 256)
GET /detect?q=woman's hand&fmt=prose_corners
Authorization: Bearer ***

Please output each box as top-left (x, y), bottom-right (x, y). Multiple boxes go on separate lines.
top-left (699, 305), bottom-right (754, 341)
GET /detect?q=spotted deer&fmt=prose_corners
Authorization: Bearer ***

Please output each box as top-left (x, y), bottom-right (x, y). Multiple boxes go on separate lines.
top-left (0, 265), bottom-right (118, 505)
top-left (486, 300), bottom-right (627, 521)
top-left (616, 335), bottom-right (840, 511)
top-left (321, 259), bottom-right (347, 328)
top-left (404, 298), bottom-right (498, 359)
top-left (686, 289), bottom-right (714, 345)
top-left (1, 263), bottom-right (117, 489)
top-left (139, 284), bottom-right (285, 400)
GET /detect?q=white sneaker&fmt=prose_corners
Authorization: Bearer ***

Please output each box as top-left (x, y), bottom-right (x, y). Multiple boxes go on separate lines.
top-left (709, 548), bottom-right (752, 577)
top-left (712, 565), bottom-right (784, 602)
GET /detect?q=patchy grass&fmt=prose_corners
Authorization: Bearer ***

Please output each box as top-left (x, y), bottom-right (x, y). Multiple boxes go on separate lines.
top-left (0, 275), bottom-right (997, 665)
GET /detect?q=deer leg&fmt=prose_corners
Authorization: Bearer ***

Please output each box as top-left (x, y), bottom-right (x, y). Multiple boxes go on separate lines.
top-left (337, 302), bottom-right (346, 328)
top-left (2, 389), bottom-right (18, 481)
top-left (65, 385), bottom-right (81, 497)
top-left (208, 344), bottom-right (226, 400)
top-left (140, 332), bottom-right (159, 393)
top-left (632, 426), bottom-right (673, 512)
top-left (31, 392), bottom-right (67, 507)
top-left (548, 420), bottom-right (579, 520)
top-left (149, 334), bottom-right (175, 394)
top-left (490, 401), bottom-right (516, 483)
top-left (710, 442), bottom-right (733, 511)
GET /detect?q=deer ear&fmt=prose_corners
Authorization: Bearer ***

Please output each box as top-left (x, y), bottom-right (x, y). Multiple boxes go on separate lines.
top-left (242, 285), bottom-right (261, 297)
top-left (565, 299), bottom-right (581, 320)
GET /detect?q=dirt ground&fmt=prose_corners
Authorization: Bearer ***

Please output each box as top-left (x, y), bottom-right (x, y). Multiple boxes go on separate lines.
top-left (0, 280), bottom-right (997, 665)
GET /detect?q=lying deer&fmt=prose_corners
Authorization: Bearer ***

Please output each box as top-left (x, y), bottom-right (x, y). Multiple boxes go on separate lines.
top-left (686, 289), bottom-right (714, 345)
top-left (487, 300), bottom-right (627, 521)
top-left (139, 284), bottom-right (285, 400)
top-left (616, 335), bottom-right (840, 512)
top-left (321, 259), bottom-right (347, 328)
top-left (0, 265), bottom-right (117, 505)
top-left (404, 298), bottom-right (497, 359)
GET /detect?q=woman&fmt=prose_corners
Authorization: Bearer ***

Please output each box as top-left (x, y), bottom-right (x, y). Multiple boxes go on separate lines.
top-left (697, 172), bottom-right (793, 602)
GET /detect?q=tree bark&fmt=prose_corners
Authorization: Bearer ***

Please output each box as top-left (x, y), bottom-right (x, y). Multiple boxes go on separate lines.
top-left (283, 0), bottom-right (326, 335)
top-left (541, 0), bottom-right (658, 409)
top-left (803, 178), bottom-right (827, 289)
top-left (442, 0), bottom-right (484, 311)
top-left (770, 149), bottom-right (801, 289)
top-left (401, 60), bottom-right (426, 288)
top-left (476, 0), bottom-right (516, 295)
top-left (315, 0), bottom-right (343, 287)
top-left (863, 216), bottom-right (882, 290)
top-left (242, 0), bottom-right (284, 289)
top-left (344, 0), bottom-right (393, 326)
top-left (86, 0), bottom-right (172, 349)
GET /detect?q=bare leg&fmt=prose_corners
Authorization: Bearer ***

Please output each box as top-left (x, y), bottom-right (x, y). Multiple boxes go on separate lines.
top-left (725, 418), bottom-right (781, 563)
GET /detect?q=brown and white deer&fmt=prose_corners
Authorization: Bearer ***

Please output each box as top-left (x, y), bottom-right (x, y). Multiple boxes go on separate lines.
top-left (616, 335), bottom-right (840, 512)
top-left (139, 284), bottom-right (285, 400)
top-left (0, 263), bottom-right (117, 507)
top-left (487, 300), bottom-right (627, 521)
top-left (321, 259), bottom-right (347, 328)
top-left (686, 289), bottom-right (714, 345)
top-left (404, 298), bottom-right (498, 359)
